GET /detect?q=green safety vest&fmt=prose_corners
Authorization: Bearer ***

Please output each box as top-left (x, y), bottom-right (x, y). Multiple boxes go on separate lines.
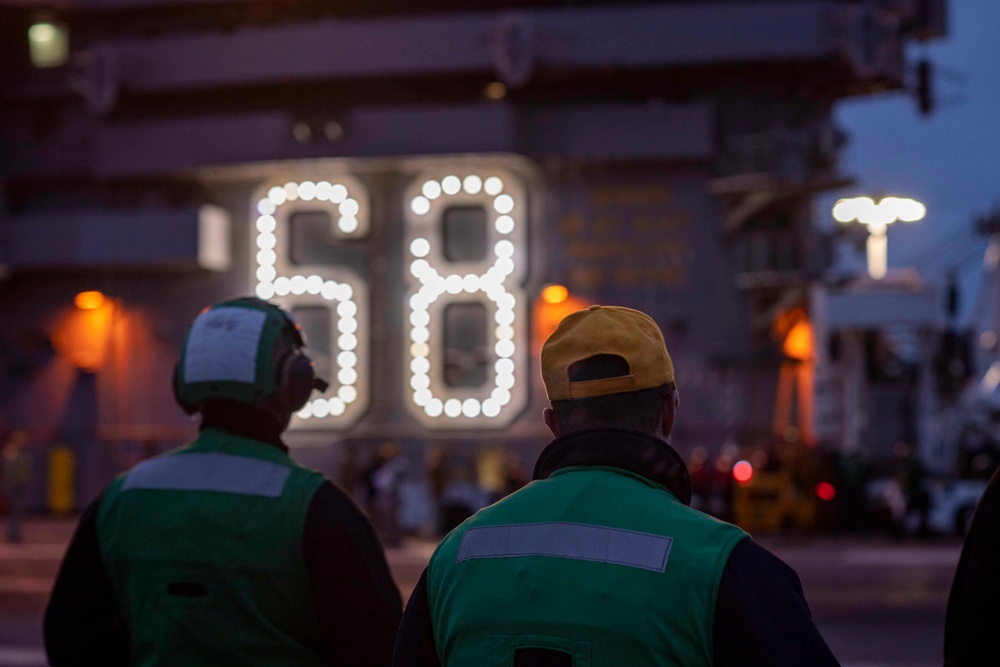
top-left (97, 427), bottom-right (328, 666)
top-left (426, 465), bottom-right (747, 666)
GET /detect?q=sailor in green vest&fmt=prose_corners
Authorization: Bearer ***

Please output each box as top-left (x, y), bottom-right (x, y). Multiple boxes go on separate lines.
top-left (45, 297), bottom-right (402, 666)
top-left (394, 305), bottom-right (839, 666)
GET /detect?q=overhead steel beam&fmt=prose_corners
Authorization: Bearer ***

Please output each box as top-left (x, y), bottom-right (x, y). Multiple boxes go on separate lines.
top-left (2, 100), bottom-right (711, 177)
top-left (0, 205), bottom-right (231, 270)
top-left (74, 2), bottom-right (888, 96)
top-left (815, 282), bottom-right (940, 329)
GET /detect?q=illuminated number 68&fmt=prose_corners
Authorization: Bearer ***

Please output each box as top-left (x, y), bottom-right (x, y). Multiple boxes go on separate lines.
top-left (404, 169), bottom-right (528, 427)
top-left (251, 176), bottom-right (370, 429)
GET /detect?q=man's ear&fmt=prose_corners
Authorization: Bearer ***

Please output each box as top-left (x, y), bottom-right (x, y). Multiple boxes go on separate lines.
top-left (543, 407), bottom-right (562, 438)
top-left (659, 389), bottom-right (679, 441)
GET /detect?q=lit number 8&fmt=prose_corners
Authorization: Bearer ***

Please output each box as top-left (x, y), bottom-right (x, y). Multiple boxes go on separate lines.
top-left (252, 177), bottom-right (370, 428)
top-left (404, 170), bottom-right (528, 427)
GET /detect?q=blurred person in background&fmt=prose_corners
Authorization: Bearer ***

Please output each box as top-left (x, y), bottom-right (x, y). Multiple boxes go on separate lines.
top-left (438, 458), bottom-right (490, 534)
top-left (44, 297), bottom-right (401, 666)
top-left (2, 430), bottom-right (33, 543)
top-left (364, 442), bottom-right (407, 547)
top-left (894, 440), bottom-right (930, 536)
top-left (394, 305), bottom-right (838, 666)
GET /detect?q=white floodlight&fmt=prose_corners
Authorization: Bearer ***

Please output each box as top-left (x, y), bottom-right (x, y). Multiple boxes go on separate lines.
top-left (832, 196), bottom-right (926, 279)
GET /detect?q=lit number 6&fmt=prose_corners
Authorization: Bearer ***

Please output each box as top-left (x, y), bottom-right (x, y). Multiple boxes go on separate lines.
top-left (251, 176), bottom-right (370, 429)
top-left (404, 169), bottom-right (528, 427)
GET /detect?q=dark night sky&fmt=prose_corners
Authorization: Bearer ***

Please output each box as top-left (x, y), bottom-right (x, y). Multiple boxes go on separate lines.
top-left (821, 1), bottom-right (1000, 322)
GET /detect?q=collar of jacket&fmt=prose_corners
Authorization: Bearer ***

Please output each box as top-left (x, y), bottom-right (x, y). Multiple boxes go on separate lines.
top-left (532, 427), bottom-right (692, 506)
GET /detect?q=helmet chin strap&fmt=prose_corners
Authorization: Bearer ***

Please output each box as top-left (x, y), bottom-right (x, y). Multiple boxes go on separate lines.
top-left (265, 404), bottom-right (294, 429)
top-left (257, 372), bottom-right (329, 428)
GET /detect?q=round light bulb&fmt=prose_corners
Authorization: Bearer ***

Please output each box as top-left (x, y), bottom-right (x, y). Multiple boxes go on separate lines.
top-left (463, 175), bottom-right (483, 195)
top-left (339, 199), bottom-right (360, 217)
top-left (411, 196), bottom-right (431, 215)
top-left (337, 300), bottom-right (358, 318)
top-left (410, 238), bottom-right (431, 257)
top-left (339, 333), bottom-right (358, 351)
top-left (329, 184), bottom-right (348, 204)
top-left (422, 180), bottom-right (442, 200)
top-left (495, 215), bottom-right (515, 234)
top-left (338, 368), bottom-right (358, 385)
top-left (484, 176), bottom-right (504, 195)
top-left (256, 215), bottom-right (276, 233)
top-left (493, 194), bottom-right (514, 214)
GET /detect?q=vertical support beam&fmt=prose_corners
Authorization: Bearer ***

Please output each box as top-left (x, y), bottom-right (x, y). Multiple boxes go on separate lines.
top-left (866, 227), bottom-right (888, 279)
top-left (796, 361), bottom-right (816, 446)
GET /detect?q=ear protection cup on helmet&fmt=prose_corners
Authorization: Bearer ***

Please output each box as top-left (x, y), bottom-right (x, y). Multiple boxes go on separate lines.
top-left (276, 349), bottom-right (318, 413)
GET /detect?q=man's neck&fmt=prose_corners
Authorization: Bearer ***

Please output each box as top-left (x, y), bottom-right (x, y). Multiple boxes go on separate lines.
top-left (199, 400), bottom-right (287, 451)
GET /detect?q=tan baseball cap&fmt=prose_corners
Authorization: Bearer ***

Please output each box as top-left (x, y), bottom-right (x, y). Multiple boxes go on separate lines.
top-left (541, 305), bottom-right (675, 401)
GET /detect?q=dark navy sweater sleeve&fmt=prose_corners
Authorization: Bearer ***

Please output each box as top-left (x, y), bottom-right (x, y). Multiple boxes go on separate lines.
top-left (303, 481), bottom-right (403, 666)
top-left (944, 467), bottom-right (1000, 666)
top-left (714, 537), bottom-right (840, 666)
top-left (393, 569), bottom-right (442, 667)
top-left (44, 492), bottom-right (131, 667)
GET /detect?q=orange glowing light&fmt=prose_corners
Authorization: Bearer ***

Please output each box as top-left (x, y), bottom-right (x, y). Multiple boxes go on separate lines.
top-left (75, 291), bottom-right (106, 310)
top-left (54, 297), bottom-right (116, 371)
top-left (782, 319), bottom-right (814, 361)
top-left (733, 460), bottom-right (753, 484)
top-left (533, 289), bottom-right (588, 355)
top-left (773, 306), bottom-right (817, 446)
top-left (541, 284), bottom-right (569, 304)
top-left (816, 482), bottom-right (836, 501)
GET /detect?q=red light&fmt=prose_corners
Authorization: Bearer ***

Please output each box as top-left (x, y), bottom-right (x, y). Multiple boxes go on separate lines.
top-left (816, 482), bottom-right (836, 501)
top-left (733, 460), bottom-right (753, 484)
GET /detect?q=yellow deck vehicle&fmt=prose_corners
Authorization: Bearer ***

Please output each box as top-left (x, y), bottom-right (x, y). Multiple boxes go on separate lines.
top-left (731, 441), bottom-right (828, 532)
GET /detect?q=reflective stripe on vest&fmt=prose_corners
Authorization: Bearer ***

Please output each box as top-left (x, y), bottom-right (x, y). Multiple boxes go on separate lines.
top-left (455, 521), bottom-right (673, 573)
top-left (122, 452), bottom-right (292, 498)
